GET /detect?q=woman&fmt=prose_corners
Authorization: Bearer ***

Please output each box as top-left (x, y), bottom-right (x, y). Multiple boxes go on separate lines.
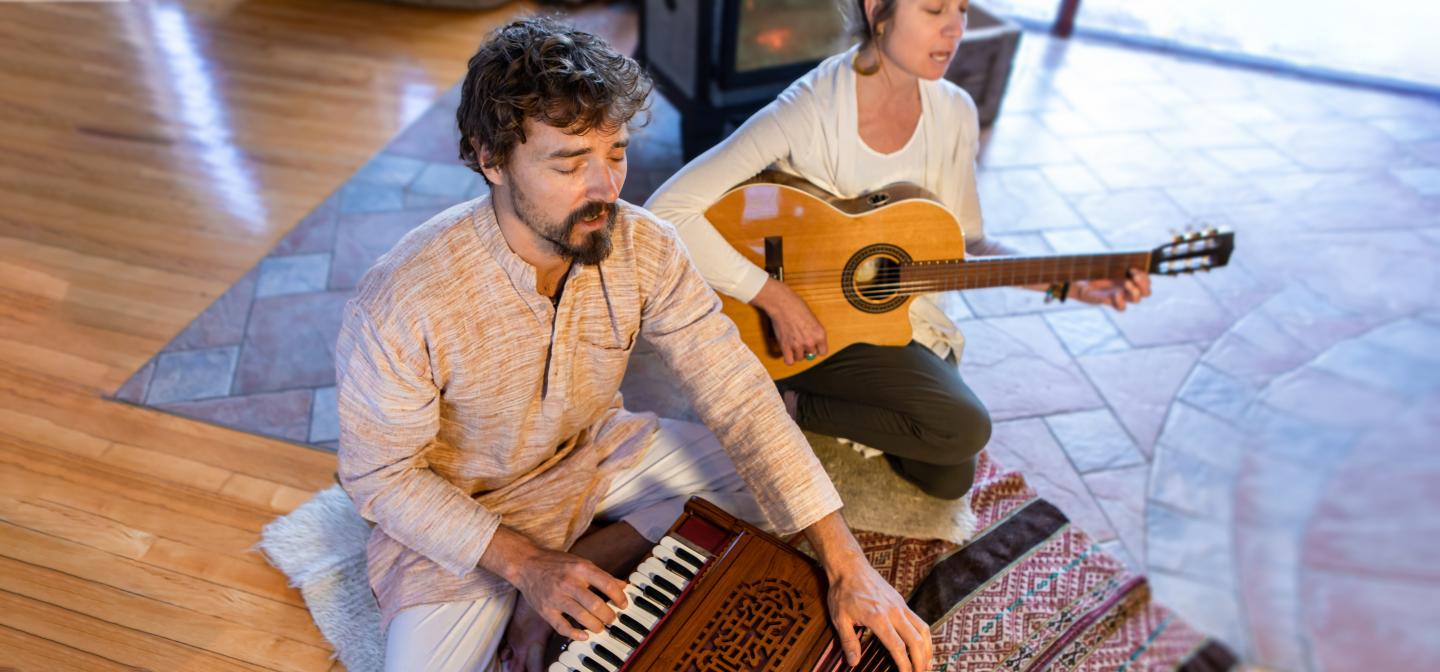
top-left (646, 0), bottom-right (1150, 500)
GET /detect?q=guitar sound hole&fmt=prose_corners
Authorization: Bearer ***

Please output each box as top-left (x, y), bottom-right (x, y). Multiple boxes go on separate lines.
top-left (842, 243), bottom-right (911, 314)
top-left (853, 256), bottom-right (902, 301)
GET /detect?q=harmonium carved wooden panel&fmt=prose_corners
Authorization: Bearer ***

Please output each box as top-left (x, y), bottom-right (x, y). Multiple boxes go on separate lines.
top-left (546, 498), bottom-right (897, 672)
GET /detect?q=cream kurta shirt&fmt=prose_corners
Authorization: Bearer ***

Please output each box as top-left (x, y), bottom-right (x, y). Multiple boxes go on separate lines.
top-left (335, 196), bottom-right (842, 626)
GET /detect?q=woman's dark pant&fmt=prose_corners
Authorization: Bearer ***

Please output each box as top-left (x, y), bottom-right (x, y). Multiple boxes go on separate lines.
top-left (777, 341), bottom-right (992, 500)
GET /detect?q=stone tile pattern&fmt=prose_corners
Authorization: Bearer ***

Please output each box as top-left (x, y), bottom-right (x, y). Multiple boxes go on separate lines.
top-left (112, 26), bottom-right (1440, 672)
top-left (112, 79), bottom-right (687, 441)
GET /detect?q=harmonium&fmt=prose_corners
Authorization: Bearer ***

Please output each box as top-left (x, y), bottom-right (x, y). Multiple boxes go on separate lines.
top-left (545, 498), bottom-right (901, 672)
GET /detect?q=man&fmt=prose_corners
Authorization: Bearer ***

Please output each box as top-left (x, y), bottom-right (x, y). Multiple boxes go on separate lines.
top-left (336, 18), bottom-right (932, 672)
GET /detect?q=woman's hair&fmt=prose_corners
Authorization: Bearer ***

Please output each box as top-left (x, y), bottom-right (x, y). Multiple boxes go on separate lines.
top-left (456, 17), bottom-right (652, 181)
top-left (841, 0), bottom-right (898, 74)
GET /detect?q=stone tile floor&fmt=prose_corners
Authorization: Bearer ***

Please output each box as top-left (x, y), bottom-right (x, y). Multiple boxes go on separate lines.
top-left (112, 27), bottom-right (1440, 672)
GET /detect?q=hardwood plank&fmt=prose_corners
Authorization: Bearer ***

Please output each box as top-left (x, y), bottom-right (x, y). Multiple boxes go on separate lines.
top-left (0, 383), bottom-right (336, 494)
top-left (222, 472), bottom-right (324, 515)
top-left (0, 497), bottom-right (157, 561)
top-left (0, 495), bottom-right (302, 609)
top-left (0, 443), bottom-right (288, 556)
top-left (0, 624), bottom-right (134, 672)
top-left (144, 538), bottom-right (305, 609)
top-left (0, 238), bottom-right (231, 317)
top-left (0, 259), bottom-right (68, 300)
top-left (101, 442), bottom-right (238, 494)
top-left (0, 556), bottom-right (333, 672)
top-left (0, 338), bottom-right (117, 391)
top-left (0, 589), bottom-right (270, 672)
top-left (0, 316), bottom-right (162, 377)
top-left (0, 408), bottom-right (112, 459)
top-left (0, 522), bottom-right (323, 650)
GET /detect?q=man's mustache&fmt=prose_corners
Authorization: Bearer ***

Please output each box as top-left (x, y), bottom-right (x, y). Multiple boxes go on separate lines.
top-left (564, 201), bottom-right (617, 231)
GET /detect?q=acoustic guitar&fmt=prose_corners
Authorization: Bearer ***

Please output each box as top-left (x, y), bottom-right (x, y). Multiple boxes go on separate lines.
top-left (704, 172), bottom-right (1235, 379)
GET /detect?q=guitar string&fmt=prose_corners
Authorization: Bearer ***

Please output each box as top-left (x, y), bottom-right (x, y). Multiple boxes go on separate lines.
top-left (771, 263), bottom-right (1149, 303)
top-left (768, 251), bottom-right (1154, 282)
top-left (732, 234), bottom-right (1213, 287)
top-left (770, 275), bottom-right (1154, 296)
top-left (773, 269), bottom-right (1144, 297)
top-left (748, 253), bottom-right (1154, 304)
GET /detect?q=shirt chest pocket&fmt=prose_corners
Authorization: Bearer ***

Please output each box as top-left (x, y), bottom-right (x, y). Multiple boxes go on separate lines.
top-left (572, 300), bottom-right (640, 351)
top-left (564, 293), bottom-right (639, 408)
top-left (569, 334), bottom-right (635, 412)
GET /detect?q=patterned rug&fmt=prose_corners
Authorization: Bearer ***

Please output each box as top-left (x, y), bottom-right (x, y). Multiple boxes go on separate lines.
top-left (258, 448), bottom-right (1233, 672)
top-left (858, 451), bottom-right (1236, 671)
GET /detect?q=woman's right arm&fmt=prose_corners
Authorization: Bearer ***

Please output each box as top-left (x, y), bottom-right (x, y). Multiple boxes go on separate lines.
top-left (645, 89), bottom-right (831, 363)
top-left (645, 91), bottom-right (817, 304)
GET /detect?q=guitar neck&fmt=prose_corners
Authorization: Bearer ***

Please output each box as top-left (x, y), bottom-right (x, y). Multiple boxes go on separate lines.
top-left (899, 251), bottom-right (1153, 292)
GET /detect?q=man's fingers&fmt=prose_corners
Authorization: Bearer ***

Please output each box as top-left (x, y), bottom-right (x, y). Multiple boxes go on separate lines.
top-left (898, 611), bottom-right (932, 672)
top-left (873, 622), bottom-right (912, 672)
top-left (917, 615), bottom-right (935, 664)
top-left (582, 566), bottom-right (628, 609)
top-left (834, 615), bottom-right (861, 666)
top-left (571, 586), bottom-right (616, 628)
top-left (568, 610), bottom-right (605, 636)
top-left (563, 594), bottom-right (608, 633)
top-left (898, 608), bottom-right (933, 670)
top-left (542, 608), bottom-right (586, 640)
top-left (604, 578), bottom-right (629, 609)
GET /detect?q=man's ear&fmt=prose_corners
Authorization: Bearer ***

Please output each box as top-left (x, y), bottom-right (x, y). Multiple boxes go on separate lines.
top-left (471, 137), bottom-right (505, 187)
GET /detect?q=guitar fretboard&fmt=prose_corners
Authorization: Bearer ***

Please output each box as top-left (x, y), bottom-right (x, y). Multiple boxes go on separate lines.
top-left (899, 251), bottom-right (1152, 292)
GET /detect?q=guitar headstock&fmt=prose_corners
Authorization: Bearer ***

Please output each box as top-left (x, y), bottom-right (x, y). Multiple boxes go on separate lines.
top-left (1149, 228), bottom-right (1235, 276)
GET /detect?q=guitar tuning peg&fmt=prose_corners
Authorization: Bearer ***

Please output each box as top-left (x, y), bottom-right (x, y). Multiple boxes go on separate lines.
top-left (1172, 233), bottom-right (1184, 243)
top-left (1203, 227), bottom-right (1217, 236)
top-left (1185, 231), bottom-right (1200, 241)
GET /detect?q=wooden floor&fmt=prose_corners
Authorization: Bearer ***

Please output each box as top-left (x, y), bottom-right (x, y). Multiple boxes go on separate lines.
top-left (0, 1), bottom-right (635, 669)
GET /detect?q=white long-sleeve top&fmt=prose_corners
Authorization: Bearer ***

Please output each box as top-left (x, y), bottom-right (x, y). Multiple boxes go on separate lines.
top-left (645, 45), bottom-right (1000, 361)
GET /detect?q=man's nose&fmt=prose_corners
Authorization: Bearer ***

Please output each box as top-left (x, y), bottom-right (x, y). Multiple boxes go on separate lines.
top-left (586, 160), bottom-right (621, 203)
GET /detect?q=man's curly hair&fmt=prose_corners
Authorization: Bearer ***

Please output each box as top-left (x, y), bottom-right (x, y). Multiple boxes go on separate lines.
top-left (457, 17), bottom-right (652, 184)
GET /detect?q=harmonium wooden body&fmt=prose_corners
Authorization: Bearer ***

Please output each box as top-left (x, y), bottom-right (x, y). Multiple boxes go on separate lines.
top-left (546, 498), bottom-right (895, 672)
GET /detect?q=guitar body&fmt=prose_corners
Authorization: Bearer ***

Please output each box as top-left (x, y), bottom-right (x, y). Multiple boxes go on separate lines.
top-left (705, 173), bottom-right (966, 380)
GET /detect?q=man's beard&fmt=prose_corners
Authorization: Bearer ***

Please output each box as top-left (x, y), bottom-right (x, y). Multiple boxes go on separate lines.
top-left (511, 182), bottom-right (617, 266)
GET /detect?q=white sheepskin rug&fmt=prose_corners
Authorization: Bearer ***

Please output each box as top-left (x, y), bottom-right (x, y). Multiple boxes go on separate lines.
top-left (258, 485), bottom-right (383, 672)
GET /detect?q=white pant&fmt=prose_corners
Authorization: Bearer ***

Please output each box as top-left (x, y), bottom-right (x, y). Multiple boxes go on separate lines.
top-left (384, 418), bottom-right (766, 672)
